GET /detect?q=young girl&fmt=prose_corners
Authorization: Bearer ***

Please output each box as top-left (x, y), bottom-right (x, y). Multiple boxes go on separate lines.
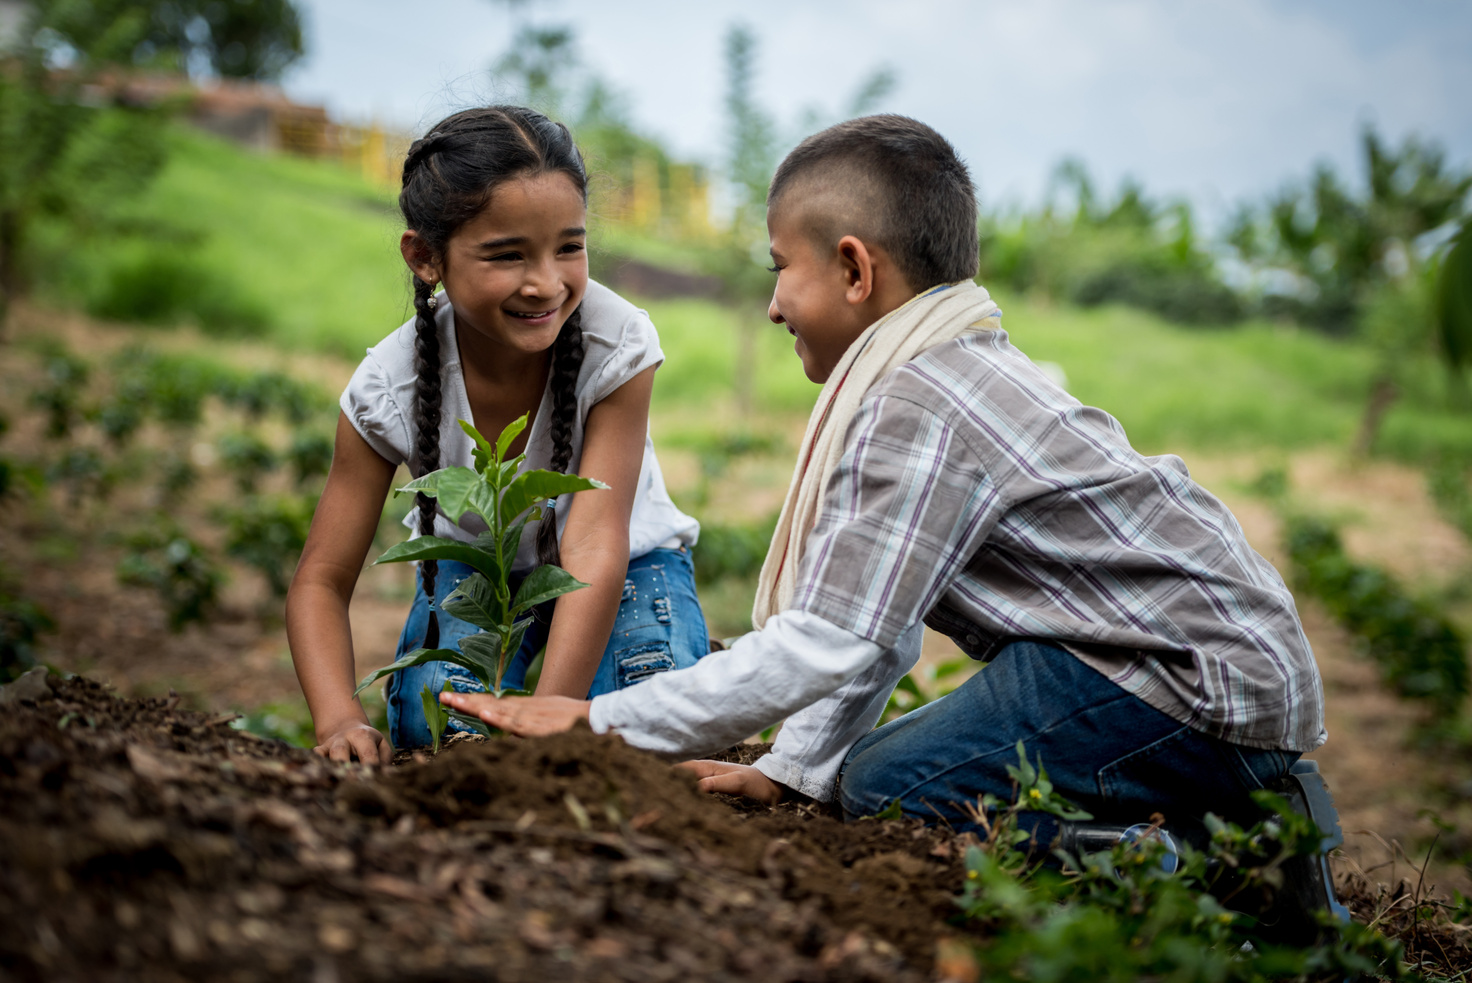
top-left (286, 106), bottom-right (708, 763)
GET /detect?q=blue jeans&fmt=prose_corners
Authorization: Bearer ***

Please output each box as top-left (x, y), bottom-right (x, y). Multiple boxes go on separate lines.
top-left (837, 640), bottom-right (1298, 843)
top-left (386, 547), bottom-right (709, 749)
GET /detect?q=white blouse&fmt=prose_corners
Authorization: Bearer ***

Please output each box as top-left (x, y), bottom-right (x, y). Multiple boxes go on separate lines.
top-left (340, 279), bottom-right (699, 572)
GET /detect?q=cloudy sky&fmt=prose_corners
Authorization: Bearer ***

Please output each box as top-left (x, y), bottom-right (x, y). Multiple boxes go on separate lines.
top-left (284, 0), bottom-right (1472, 221)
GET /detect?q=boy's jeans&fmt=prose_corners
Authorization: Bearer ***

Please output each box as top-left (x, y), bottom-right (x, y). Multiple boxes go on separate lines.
top-left (386, 547), bottom-right (709, 749)
top-left (837, 640), bottom-right (1298, 842)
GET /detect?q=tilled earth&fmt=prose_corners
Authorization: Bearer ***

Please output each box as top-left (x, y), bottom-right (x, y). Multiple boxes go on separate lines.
top-left (0, 675), bottom-right (972, 982)
top-left (5, 674), bottom-right (1472, 983)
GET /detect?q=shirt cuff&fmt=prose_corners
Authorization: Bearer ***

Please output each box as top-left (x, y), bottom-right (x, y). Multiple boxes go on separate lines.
top-left (752, 751), bottom-right (840, 803)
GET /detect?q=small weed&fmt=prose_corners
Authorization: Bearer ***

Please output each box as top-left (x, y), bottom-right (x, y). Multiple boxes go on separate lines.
top-left (217, 431), bottom-right (277, 493)
top-left (1284, 513), bottom-right (1469, 718)
top-left (950, 744), bottom-right (1408, 981)
top-left (28, 345), bottom-right (90, 438)
top-left (287, 430), bottom-right (333, 487)
top-left (220, 494), bottom-right (313, 598)
top-left (117, 527), bottom-right (223, 630)
top-left (0, 584), bottom-right (53, 683)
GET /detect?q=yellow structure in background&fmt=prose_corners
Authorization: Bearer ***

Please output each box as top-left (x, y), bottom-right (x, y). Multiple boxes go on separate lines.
top-left (333, 122), bottom-right (409, 190)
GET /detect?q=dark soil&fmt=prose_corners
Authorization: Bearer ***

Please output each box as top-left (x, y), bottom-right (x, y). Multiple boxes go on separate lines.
top-left (1, 675), bottom-right (972, 982)
top-left (6, 674), bottom-right (1472, 982)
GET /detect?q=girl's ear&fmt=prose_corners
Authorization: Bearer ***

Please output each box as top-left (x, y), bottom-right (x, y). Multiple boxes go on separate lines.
top-left (400, 230), bottom-right (441, 285)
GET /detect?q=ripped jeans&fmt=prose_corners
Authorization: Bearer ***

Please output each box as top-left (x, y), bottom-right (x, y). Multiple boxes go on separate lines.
top-left (385, 546), bottom-right (709, 749)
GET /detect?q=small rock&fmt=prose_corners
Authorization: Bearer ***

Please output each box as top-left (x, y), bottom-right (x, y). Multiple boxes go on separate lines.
top-left (0, 667), bottom-right (53, 704)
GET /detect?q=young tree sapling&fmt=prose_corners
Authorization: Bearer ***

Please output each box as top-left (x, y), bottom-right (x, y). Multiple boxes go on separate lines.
top-left (354, 415), bottom-right (607, 732)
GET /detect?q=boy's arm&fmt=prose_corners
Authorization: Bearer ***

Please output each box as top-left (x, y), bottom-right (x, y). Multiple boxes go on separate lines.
top-left (588, 609), bottom-right (887, 757)
top-left (750, 622), bottom-right (923, 801)
top-left (443, 609), bottom-right (890, 756)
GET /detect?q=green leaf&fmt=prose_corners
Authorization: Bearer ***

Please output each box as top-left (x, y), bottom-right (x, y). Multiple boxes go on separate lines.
top-left (466, 480), bottom-right (498, 527)
top-left (373, 536), bottom-right (501, 581)
top-left (441, 573), bottom-right (503, 632)
top-left (511, 564), bottom-right (590, 614)
top-left (494, 414), bottom-right (529, 464)
top-left (459, 632), bottom-right (507, 689)
top-left (427, 468), bottom-right (483, 523)
top-left (398, 465), bottom-right (478, 499)
top-left (353, 647), bottom-right (478, 698)
top-left (459, 419), bottom-right (496, 473)
top-left (501, 513), bottom-right (533, 566)
top-left (421, 681), bottom-right (452, 752)
top-left (500, 470), bottom-right (609, 526)
top-left (445, 708), bottom-right (493, 737)
top-left (496, 618), bottom-right (534, 691)
top-left (871, 798), bottom-right (904, 821)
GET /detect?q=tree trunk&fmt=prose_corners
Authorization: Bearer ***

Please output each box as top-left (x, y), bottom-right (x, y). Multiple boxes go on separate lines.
top-left (1353, 375), bottom-right (1399, 457)
top-left (0, 209), bottom-right (18, 337)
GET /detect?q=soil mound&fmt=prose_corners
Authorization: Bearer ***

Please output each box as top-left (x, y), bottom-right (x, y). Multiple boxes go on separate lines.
top-left (1, 675), bottom-right (967, 982)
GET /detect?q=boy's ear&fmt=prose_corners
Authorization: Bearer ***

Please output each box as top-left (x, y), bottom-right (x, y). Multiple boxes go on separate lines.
top-left (835, 235), bottom-right (877, 306)
top-left (400, 230), bottom-right (441, 285)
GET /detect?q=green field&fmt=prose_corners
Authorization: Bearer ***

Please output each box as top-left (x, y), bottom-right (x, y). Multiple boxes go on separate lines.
top-left (34, 125), bottom-right (1472, 465)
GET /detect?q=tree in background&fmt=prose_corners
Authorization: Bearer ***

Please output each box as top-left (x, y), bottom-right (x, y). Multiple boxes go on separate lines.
top-left (717, 23), bottom-right (894, 413)
top-left (0, 0), bottom-right (305, 313)
top-left (1227, 125), bottom-right (1470, 336)
top-left (490, 23), bottom-right (696, 242)
top-left (978, 160), bottom-right (1241, 327)
top-left (1435, 221), bottom-right (1472, 406)
top-left (134, 0), bottom-right (304, 79)
top-left (1227, 126), bottom-right (1471, 448)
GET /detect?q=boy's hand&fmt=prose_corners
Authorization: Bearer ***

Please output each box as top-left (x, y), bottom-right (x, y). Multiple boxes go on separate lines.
top-left (440, 692), bottom-right (590, 737)
top-left (676, 760), bottom-right (784, 805)
top-left (314, 719), bottom-right (393, 766)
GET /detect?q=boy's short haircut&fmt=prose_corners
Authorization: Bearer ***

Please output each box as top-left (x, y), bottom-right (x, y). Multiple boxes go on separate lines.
top-left (767, 115), bottom-right (979, 292)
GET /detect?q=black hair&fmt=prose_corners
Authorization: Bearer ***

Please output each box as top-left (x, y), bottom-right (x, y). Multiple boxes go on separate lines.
top-left (767, 114), bottom-right (979, 292)
top-left (398, 106), bottom-right (588, 645)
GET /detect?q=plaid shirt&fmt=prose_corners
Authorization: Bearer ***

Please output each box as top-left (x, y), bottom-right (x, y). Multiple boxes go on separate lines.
top-left (791, 331), bottom-right (1325, 752)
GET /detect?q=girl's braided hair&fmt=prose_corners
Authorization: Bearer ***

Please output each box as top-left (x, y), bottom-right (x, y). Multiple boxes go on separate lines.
top-left (398, 106), bottom-right (588, 646)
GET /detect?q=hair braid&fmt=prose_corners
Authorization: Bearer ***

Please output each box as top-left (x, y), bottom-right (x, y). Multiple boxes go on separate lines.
top-left (411, 275), bottom-right (444, 648)
top-left (534, 306), bottom-right (586, 571)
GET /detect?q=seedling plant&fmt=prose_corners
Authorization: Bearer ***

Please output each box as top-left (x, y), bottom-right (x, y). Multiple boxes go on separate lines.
top-left (354, 415), bottom-right (606, 741)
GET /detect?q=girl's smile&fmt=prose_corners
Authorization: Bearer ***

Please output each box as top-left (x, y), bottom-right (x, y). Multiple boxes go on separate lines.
top-left (404, 170), bottom-right (589, 370)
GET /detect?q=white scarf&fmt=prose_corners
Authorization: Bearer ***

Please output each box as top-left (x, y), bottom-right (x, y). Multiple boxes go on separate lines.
top-left (752, 280), bottom-right (1002, 628)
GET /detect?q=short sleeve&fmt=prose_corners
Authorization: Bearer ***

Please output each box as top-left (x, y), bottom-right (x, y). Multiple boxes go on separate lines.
top-left (339, 353), bottom-right (409, 466)
top-left (588, 308), bottom-right (665, 406)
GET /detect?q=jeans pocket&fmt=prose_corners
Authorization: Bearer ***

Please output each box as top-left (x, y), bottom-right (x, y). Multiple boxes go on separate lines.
top-left (615, 641), bottom-right (676, 688)
top-left (1096, 725), bottom-right (1200, 806)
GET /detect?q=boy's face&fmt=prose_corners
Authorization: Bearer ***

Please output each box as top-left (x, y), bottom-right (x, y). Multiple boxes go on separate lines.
top-left (766, 208), bottom-right (870, 384)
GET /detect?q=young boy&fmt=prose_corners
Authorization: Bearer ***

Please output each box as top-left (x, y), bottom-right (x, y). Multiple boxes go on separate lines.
top-left (445, 115), bottom-right (1325, 838)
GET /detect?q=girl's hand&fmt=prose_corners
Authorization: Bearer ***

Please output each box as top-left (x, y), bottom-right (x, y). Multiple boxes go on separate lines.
top-left (441, 692), bottom-right (590, 736)
top-left (314, 719), bottom-right (394, 766)
top-left (675, 760), bottom-right (785, 805)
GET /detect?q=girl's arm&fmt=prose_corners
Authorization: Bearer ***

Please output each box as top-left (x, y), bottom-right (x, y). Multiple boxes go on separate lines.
top-left (285, 411), bottom-right (397, 764)
top-left (534, 365), bottom-right (657, 698)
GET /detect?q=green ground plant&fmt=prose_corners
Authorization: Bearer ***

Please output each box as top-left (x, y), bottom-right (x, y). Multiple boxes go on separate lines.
top-left (11, 340), bottom-right (332, 623)
top-left (116, 528), bottom-right (223, 630)
top-left (220, 495), bottom-right (314, 599)
top-left (0, 578), bottom-right (52, 684)
top-left (353, 415), bottom-right (606, 737)
top-left (951, 744), bottom-right (1407, 981)
top-left (1428, 457), bottom-right (1472, 543)
top-left (1283, 512), bottom-right (1469, 719)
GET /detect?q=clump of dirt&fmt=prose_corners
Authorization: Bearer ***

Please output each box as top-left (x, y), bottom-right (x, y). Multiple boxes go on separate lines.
top-left (1, 675), bottom-right (968, 982)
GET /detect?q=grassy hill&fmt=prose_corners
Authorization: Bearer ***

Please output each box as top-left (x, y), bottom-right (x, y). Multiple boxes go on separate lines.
top-left (29, 125), bottom-right (1472, 464)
